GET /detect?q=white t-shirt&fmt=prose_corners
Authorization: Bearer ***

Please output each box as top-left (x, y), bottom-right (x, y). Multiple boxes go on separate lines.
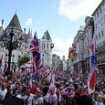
top-left (0, 88), bottom-right (7, 100)
top-left (96, 101), bottom-right (104, 105)
top-left (27, 94), bottom-right (35, 105)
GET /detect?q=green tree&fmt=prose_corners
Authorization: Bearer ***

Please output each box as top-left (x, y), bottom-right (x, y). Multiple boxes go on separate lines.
top-left (18, 54), bottom-right (30, 67)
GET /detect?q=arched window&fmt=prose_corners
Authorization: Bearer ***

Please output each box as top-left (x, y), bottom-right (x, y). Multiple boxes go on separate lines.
top-left (47, 43), bottom-right (49, 48)
top-left (42, 44), bottom-right (45, 49)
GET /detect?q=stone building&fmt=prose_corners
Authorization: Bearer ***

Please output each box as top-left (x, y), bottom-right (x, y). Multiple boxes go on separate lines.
top-left (83, 16), bottom-right (94, 72)
top-left (41, 30), bottom-right (54, 69)
top-left (52, 54), bottom-right (61, 71)
top-left (92, 0), bottom-right (105, 74)
top-left (0, 14), bottom-right (31, 71)
top-left (69, 0), bottom-right (105, 74)
top-left (72, 27), bottom-right (84, 73)
top-left (62, 56), bottom-right (67, 71)
top-left (71, 17), bottom-right (94, 73)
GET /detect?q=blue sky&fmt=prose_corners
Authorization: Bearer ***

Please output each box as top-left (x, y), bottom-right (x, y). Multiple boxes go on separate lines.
top-left (0, 0), bottom-right (102, 58)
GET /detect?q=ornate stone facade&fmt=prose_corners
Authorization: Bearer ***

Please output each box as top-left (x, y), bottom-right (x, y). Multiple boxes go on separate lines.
top-left (0, 14), bottom-right (31, 71)
top-left (41, 30), bottom-right (54, 68)
top-left (70, 0), bottom-right (105, 74)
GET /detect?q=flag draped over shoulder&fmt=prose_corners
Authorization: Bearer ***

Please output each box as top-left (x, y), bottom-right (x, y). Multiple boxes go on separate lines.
top-left (29, 33), bottom-right (41, 74)
top-left (88, 42), bottom-right (96, 94)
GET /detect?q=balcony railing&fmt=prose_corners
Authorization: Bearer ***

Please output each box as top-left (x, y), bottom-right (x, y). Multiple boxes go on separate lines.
top-left (97, 60), bottom-right (105, 66)
top-left (96, 45), bottom-right (105, 53)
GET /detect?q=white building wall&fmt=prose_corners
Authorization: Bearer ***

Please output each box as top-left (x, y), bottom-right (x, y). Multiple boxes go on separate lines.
top-left (74, 30), bottom-right (84, 63)
top-left (83, 17), bottom-right (94, 60)
top-left (62, 56), bottom-right (67, 71)
top-left (42, 39), bottom-right (52, 68)
top-left (93, 0), bottom-right (105, 48)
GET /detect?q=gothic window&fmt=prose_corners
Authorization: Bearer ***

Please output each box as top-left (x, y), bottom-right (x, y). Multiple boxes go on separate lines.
top-left (99, 7), bottom-right (102, 14)
top-left (99, 32), bottom-right (101, 39)
top-left (47, 43), bottom-right (49, 48)
top-left (43, 44), bottom-right (45, 48)
top-left (97, 10), bottom-right (99, 17)
top-left (95, 24), bottom-right (97, 31)
top-left (42, 44), bottom-right (44, 49)
top-left (18, 55), bottom-right (21, 60)
top-left (104, 15), bottom-right (105, 23)
top-left (101, 30), bottom-right (104, 37)
top-left (96, 35), bottom-right (98, 40)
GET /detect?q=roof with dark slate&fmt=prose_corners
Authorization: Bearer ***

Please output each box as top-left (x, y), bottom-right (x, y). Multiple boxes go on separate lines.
top-left (6, 14), bottom-right (22, 31)
top-left (42, 30), bottom-right (52, 41)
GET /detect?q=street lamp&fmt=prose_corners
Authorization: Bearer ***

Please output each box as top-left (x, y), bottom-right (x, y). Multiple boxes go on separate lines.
top-left (0, 14), bottom-right (23, 77)
top-left (50, 43), bottom-right (54, 49)
top-left (0, 28), bottom-right (23, 76)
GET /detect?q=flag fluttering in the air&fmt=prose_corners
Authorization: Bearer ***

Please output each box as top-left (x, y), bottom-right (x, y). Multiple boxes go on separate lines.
top-left (29, 33), bottom-right (40, 53)
top-left (69, 47), bottom-right (76, 62)
top-left (29, 32), bottom-right (41, 74)
top-left (58, 69), bottom-right (63, 76)
top-left (88, 42), bottom-right (96, 94)
top-left (21, 61), bottom-right (32, 68)
top-left (49, 67), bottom-right (55, 83)
top-left (49, 67), bottom-right (55, 88)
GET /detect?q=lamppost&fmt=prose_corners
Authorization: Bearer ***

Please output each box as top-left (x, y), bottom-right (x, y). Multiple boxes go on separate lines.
top-left (51, 43), bottom-right (54, 68)
top-left (11, 54), bottom-right (15, 71)
top-left (50, 43), bottom-right (54, 49)
top-left (0, 28), bottom-right (23, 76)
top-left (5, 53), bottom-right (8, 68)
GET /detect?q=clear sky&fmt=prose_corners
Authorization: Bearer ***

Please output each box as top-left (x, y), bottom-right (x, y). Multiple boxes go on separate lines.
top-left (0, 0), bottom-right (102, 59)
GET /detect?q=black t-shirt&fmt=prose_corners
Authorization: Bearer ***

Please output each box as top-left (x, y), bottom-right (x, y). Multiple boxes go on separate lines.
top-left (42, 86), bottom-right (49, 96)
top-left (2, 96), bottom-right (24, 105)
top-left (74, 95), bottom-right (93, 105)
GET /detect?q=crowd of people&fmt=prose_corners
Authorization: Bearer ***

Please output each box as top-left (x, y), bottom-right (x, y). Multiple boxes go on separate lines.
top-left (0, 69), bottom-right (105, 105)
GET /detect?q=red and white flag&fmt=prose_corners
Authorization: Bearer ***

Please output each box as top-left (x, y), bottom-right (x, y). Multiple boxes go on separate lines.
top-left (49, 67), bottom-right (55, 88)
top-left (58, 69), bottom-right (63, 76)
top-left (88, 42), bottom-right (96, 94)
top-left (88, 66), bottom-right (96, 94)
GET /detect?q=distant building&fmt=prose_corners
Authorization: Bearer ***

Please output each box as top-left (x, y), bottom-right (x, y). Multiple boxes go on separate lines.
top-left (52, 54), bottom-right (62, 71)
top-left (41, 30), bottom-right (54, 68)
top-left (62, 56), bottom-right (67, 71)
top-left (73, 28), bottom-right (84, 73)
top-left (71, 17), bottom-right (94, 73)
top-left (83, 16), bottom-right (94, 72)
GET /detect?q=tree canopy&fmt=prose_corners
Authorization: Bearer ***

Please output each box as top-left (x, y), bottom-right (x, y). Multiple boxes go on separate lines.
top-left (18, 54), bottom-right (30, 67)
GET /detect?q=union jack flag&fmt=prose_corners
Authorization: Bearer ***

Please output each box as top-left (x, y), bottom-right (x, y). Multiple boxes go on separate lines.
top-left (29, 32), bottom-right (40, 53)
top-left (29, 33), bottom-right (41, 74)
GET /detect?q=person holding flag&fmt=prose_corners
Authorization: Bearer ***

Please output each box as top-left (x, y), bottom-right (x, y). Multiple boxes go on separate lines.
top-left (29, 32), bottom-right (41, 80)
